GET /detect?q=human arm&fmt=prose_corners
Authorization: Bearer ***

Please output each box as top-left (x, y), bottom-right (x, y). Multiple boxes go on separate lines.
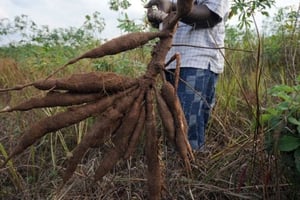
top-left (179, 4), bottom-right (222, 28)
top-left (145, 0), bottom-right (222, 29)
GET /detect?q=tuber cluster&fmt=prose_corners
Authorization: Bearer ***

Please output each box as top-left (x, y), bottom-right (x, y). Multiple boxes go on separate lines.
top-left (0, 0), bottom-right (195, 199)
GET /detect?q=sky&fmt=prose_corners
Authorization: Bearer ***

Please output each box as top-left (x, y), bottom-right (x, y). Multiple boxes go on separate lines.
top-left (0, 0), bottom-right (299, 40)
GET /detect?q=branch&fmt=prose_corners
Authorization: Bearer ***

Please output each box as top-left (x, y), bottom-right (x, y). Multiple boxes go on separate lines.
top-left (172, 43), bottom-right (253, 53)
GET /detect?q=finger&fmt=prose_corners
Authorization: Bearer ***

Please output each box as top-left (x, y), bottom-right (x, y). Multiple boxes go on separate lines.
top-left (144, 0), bottom-right (156, 8)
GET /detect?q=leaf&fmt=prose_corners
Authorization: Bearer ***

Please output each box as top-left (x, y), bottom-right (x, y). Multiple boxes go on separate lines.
top-left (288, 117), bottom-right (300, 126)
top-left (269, 85), bottom-right (294, 95)
top-left (85, 15), bottom-right (91, 20)
top-left (261, 11), bottom-right (269, 17)
top-left (276, 92), bottom-right (292, 102)
top-left (294, 85), bottom-right (300, 91)
top-left (294, 148), bottom-right (300, 173)
top-left (266, 107), bottom-right (279, 115)
top-left (277, 101), bottom-right (289, 111)
top-left (278, 135), bottom-right (300, 152)
top-left (261, 113), bottom-right (273, 123)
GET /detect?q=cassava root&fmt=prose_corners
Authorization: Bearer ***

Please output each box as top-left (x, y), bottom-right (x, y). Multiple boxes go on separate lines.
top-left (160, 82), bottom-right (194, 172)
top-left (145, 89), bottom-right (163, 200)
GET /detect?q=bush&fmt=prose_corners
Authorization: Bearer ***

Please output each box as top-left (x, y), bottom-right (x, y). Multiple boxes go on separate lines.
top-left (263, 76), bottom-right (300, 188)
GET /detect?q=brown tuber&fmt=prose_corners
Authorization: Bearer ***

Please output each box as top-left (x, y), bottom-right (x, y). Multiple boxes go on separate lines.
top-left (145, 89), bottom-right (162, 200)
top-left (155, 88), bottom-right (175, 145)
top-left (34, 72), bottom-right (138, 93)
top-left (93, 90), bottom-right (145, 180)
top-left (160, 82), bottom-right (194, 172)
top-left (62, 88), bottom-right (141, 183)
top-left (65, 32), bottom-right (168, 66)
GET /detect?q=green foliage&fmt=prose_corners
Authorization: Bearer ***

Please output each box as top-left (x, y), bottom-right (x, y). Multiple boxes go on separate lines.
top-left (273, 7), bottom-right (299, 34)
top-left (82, 11), bottom-right (106, 38)
top-left (230, 0), bottom-right (275, 28)
top-left (109, 0), bottom-right (148, 33)
top-left (262, 78), bottom-right (300, 185)
top-left (117, 13), bottom-right (146, 32)
top-left (295, 148), bottom-right (300, 172)
top-left (109, 0), bottom-right (131, 11)
top-left (262, 6), bottom-right (300, 84)
top-left (0, 12), bottom-right (105, 47)
top-left (278, 135), bottom-right (300, 152)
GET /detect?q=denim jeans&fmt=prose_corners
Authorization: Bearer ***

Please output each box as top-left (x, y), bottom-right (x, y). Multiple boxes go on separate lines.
top-left (165, 66), bottom-right (218, 150)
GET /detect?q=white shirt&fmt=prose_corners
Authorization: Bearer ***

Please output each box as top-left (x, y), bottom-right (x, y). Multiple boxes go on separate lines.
top-left (166, 0), bottom-right (230, 74)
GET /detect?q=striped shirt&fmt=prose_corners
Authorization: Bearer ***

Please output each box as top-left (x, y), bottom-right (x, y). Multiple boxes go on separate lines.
top-left (166, 0), bottom-right (230, 74)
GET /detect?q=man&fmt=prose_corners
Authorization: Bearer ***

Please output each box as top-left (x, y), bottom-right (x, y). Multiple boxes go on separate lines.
top-left (146, 0), bottom-right (230, 150)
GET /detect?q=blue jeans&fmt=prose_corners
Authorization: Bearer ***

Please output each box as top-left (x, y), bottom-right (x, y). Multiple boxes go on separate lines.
top-left (165, 66), bottom-right (218, 150)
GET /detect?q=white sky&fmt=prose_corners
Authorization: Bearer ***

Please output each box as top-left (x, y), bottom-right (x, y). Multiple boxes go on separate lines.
top-left (0, 0), bottom-right (299, 40)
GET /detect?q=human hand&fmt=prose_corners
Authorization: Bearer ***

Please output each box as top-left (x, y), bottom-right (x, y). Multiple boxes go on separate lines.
top-left (146, 7), bottom-right (168, 29)
top-left (144, 0), bottom-right (173, 13)
top-left (147, 7), bottom-right (168, 22)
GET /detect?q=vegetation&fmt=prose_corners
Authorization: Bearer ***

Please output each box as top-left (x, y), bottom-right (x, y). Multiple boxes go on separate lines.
top-left (0, 0), bottom-right (299, 199)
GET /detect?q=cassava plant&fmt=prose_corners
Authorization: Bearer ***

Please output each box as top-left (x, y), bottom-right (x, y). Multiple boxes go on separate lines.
top-left (0, 0), bottom-right (194, 199)
top-left (263, 77), bottom-right (300, 189)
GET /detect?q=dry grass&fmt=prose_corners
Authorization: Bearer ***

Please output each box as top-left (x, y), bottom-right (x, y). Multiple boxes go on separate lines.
top-left (0, 31), bottom-right (299, 199)
top-left (0, 79), bottom-right (296, 200)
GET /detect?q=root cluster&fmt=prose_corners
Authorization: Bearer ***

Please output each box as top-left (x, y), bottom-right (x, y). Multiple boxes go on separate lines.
top-left (0, 0), bottom-right (195, 199)
top-left (0, 72), bottom-right (193, 198)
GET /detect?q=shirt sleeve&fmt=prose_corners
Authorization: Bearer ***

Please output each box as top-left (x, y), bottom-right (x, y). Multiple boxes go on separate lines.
top-left (198, 0), bottom-right (230, 20)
